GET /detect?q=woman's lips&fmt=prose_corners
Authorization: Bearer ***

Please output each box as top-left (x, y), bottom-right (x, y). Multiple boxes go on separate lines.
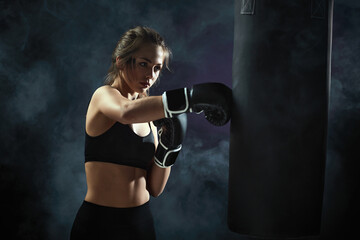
top-left (140, 82), bottom-right (150, 88)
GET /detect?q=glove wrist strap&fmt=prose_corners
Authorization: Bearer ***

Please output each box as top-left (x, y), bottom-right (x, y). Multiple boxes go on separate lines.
top-left (154, 144), bottom-right (182, 168)
top-left (162, 88), bottom-right (189, 118)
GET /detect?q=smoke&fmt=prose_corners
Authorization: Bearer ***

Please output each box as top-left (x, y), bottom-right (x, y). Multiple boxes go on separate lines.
top-left (45, 138), bottom-right (86, 239)
top-left (151, 132), bottom-right (242, 240)
top-left (10, 61), bottom-right (56, 122)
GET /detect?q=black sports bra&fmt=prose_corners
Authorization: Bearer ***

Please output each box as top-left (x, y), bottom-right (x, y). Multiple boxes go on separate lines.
top-left (85, 122), bottom-right (155, 170)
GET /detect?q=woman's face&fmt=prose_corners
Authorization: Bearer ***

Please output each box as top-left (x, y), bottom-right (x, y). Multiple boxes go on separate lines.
top-left (123, 43), bottom-right (165, 94)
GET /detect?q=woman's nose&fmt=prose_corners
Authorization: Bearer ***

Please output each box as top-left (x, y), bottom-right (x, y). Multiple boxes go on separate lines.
top-left (146, 67), bottom-right (156, 79)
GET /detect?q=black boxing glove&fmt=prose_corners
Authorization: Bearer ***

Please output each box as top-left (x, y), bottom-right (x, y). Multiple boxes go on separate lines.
top-left (153, 114), bottom-right (187, 168)
top-left (162, 82), bottom-right (232, 126)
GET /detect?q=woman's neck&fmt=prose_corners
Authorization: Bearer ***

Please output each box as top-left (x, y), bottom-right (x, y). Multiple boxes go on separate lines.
top-left (111, 76), bottom-right (138, 100)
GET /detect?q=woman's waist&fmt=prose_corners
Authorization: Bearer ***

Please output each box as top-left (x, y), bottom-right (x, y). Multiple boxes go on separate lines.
top-left (85, 182), bottom-right (150, 208)
top-left (85, 162), bottom-right (149, 207)
top-left (85, 161), bottom-right (147, 178)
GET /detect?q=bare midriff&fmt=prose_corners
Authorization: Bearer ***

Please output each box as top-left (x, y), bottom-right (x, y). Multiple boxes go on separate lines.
top-left (84, 161), bottom-right (150, 208)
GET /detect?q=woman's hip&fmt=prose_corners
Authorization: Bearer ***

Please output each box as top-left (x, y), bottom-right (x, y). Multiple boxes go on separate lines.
top-left (70, 200), bottom-right (156, 240)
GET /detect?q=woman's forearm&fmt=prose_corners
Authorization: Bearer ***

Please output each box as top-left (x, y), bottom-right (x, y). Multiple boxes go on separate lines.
top-left (146, 162), bottom-right (171, 197)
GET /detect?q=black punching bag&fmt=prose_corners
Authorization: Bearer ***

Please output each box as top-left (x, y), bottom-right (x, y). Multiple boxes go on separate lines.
top-left (228, 0), bottom-right (333, 238)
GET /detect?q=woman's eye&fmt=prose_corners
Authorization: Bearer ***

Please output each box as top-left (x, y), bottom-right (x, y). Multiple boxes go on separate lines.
top-left (154, 66), bottom-right (161, 72)
top-left (139, 62), bottom-right (147, 67)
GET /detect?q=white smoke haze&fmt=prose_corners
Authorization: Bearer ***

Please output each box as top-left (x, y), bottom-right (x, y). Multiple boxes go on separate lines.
top-left (11, 61), bottom-right (56, 122)
top-left (151, 133), bottom-right (242, 239)
top-left (45, 137), bottom-right (86, 239)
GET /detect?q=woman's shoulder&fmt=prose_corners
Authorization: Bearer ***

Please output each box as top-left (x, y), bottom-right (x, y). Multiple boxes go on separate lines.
top-left (92, 85), bottom-right (120, 99)
top-left (94, 85), bottom-right (114, 94)
top-left (90, 85), bottom-right (126, 108)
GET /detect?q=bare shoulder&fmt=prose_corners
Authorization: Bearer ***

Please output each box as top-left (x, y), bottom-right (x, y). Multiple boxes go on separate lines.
top-left (87, 85), bottom-right (116, 113)
top-left (91, 85), bottom-right (123, 103)
top-left (93, 85), bottom-right (118, 97)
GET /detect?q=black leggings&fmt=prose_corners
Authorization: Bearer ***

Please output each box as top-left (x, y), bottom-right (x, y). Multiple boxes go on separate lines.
top-left (70, 201), bottom-right (156, 240)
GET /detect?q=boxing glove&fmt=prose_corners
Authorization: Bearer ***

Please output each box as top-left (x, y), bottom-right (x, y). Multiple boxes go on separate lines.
top-left (162, 82), bottom-right (232, 126)
top-left (153, 114), bottom-right (187, 168)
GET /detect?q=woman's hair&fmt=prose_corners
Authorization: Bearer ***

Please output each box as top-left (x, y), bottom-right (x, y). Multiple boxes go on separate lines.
top-left (104, 26), bottom-right (172, 88)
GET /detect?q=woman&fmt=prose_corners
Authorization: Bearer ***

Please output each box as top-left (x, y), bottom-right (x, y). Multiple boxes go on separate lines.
top-left (70, 26), bottom-right (231, 240)
top-left (70, 26), bottom-right (171, 240)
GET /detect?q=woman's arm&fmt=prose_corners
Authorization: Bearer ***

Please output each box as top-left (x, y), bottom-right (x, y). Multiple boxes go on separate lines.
top-left (146, 164), bottom-right (171, 197)
top-left (93, 86), bottom-right (165, 124)
top-left (146, 122), bottom-right (171, 197)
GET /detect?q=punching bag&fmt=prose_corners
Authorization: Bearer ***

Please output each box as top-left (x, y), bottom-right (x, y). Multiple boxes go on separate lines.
top-left (228, 0), bottom-right (333, 238)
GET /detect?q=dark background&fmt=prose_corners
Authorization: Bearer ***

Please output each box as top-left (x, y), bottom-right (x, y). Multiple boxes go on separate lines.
top-left (0, 0), bottom-right (359, 239)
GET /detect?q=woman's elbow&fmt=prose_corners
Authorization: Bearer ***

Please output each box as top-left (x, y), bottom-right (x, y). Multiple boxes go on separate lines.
top-left (148, 187), bottom-right (164, 198)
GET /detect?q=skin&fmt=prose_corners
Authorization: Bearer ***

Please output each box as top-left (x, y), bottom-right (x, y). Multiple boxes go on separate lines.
top-left (84, 43), bottom-right (170, 208)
